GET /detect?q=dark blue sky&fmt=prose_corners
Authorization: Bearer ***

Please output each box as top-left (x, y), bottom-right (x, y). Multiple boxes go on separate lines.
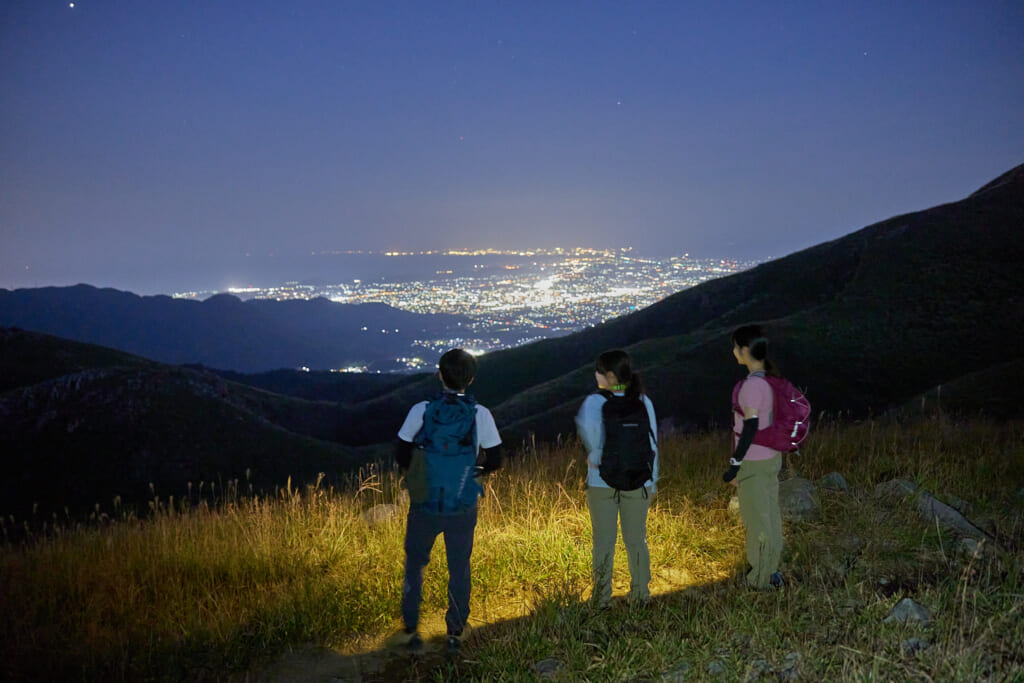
top-left (2, 1), bottom-right (1023, 294)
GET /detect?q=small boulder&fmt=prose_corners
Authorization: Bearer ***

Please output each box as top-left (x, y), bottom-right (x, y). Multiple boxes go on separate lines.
top-left (818, 472), bottom-right (849, 491)
top-left (707, 661), bottom-right (725, 676)
top-left (744, 659), bottom-right (773, 682)
top-left (779, 477), bottom-right (818, 521)
top-left (660, 662), bottom-right (690, 681)
top-left (533, 658), bottom-right (562, 679)
top-left (360, 503), bottom-right (401, 527)
top-left (884, 598), bottom-right (932, 626)
top-left (777, 652), bottom-right (802, 681)
top-left (875, 479), bottom-right (989, 540)
top-left (728, 495), bottom-right (741, 519)
top-left (902, 637), bottom-right (931, 655)
top-left (956, 537), bottom-right (990, 562)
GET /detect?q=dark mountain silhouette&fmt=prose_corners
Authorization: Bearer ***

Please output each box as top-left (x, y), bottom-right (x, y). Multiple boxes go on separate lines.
top-left (0, 287), bottom-right (469, 372)
top-left (318, 162), bottom-right (1024, 444)
top-left (0, 328), bottom-right (367, 517)
top-left (2, 163), bottom-right (1022, 517)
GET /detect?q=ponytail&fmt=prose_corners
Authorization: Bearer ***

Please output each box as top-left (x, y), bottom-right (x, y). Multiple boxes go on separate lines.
top-left (732, 325), bottom-right (781, 376)
top-left (596, 349), bottom-right (644, 398)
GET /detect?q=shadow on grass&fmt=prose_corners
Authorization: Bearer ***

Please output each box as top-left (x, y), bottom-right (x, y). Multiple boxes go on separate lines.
top-left (246, 576), bottom-right (746, 683)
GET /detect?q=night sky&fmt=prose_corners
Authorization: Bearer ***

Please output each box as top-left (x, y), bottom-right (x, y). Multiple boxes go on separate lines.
top-left (2, 1), bottom-right (1023, 295)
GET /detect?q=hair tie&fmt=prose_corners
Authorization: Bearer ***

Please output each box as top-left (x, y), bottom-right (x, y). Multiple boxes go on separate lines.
top-left (749, 336), bottom-right (768, 348)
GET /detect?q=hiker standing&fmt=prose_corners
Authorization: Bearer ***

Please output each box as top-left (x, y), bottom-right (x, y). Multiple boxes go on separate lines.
top-left (723, 325), bottom-right (785, 589)
top-left (576, 349), bottom-right (659, 608)
top-left (390, 348), bottom-right (503, 652)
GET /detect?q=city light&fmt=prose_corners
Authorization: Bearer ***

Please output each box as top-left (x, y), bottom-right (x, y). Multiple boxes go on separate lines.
top-left (173, 247), bottom-right (761, 371)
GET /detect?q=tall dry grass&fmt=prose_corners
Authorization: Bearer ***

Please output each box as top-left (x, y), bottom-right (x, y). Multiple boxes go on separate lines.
top-left (2, 414), bottom-right (1023, 681)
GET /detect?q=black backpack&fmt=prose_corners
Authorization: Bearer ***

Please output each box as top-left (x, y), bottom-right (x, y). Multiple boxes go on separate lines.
top-left (597, 390), bottom-right (655, 491)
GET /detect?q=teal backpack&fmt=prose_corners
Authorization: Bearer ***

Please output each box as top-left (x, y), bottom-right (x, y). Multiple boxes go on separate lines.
top-left (413, 393), bottom-right (481, 514)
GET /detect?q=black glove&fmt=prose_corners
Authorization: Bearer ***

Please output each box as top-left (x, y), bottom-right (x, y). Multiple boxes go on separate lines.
top-left (723, 464), bottom-right (740, 482)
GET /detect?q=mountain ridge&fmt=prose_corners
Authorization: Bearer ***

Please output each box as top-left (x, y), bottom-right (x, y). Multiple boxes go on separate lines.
top-left (2, 162), bottom-right (1022, 513)
top-left (0, 285), bottom-right (469, 372)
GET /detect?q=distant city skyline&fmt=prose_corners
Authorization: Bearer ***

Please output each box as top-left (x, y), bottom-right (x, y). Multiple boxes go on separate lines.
top-left (2, 2), bottom-right (1022, 295)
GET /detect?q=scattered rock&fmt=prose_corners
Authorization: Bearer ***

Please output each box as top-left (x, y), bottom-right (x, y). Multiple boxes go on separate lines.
top-left (836, 597), bottom-right (863, 616)
top-left (777, 652), bottom-right (802, 681)
top-left (744, 659), bottom-right (773, 682)
top-left (700, 492), bottom-right (717, 506)
top-left (874, 478), bottom-right (990, 540)
top-left (728, 496), bottom-right (741, 519)
top-left (533, 658), bottom-right (562, 679)
top-left (875, 479), bottom-right (918, 498)
top-left (818, 472), bottom-right (849, 491)
top-left (660, 661), bottom-right (690, 681)
top-left (943, 494), bottom-right (973, 516)
top-left (707, 661), bottom-right (725, 676)
top-left (884, 598), bottom-right (932, 626)
top-left (956, 537), bottom-right (990, 562)
top-left (902, 637), bottom-right (931, 655)
top-left (360, 503), bottom-right (401, 527)
top-left (659, 567), bottom-right (692, 586)
top-left (779, 477), bottom-right (818, 521)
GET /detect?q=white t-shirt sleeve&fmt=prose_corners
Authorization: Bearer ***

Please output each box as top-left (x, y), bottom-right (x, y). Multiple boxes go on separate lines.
top-left (397, 401), bottom-right (428, 442)
top-left (475, 405), bottom-right (502, 449)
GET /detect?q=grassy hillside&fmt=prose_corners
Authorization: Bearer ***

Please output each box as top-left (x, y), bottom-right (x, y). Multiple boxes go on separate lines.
top-left (0, 329), bottom-right (367, 517)
top-left (2, 415), bottom-right (1022, 681)
top-left (329, 162), bottom-right (1024, 445)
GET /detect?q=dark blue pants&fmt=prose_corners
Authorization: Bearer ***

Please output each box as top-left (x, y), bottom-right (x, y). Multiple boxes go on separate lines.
top-left (401, 504), bottom-right (478, 635)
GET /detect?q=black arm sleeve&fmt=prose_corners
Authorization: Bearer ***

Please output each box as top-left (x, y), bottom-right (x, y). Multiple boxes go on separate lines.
top-left (480, 444), bottom-right (503, 473)
top-left (731, 417), bottom-right (760, 463)
top-left (395, 438), bottom-right (415, 470)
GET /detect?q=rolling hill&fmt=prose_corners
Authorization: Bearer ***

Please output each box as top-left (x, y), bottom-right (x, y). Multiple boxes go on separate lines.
top-left (0, 287), bottom-right (469, 372)
top-left (2, 163), bottom-right (1022, 516)
top-left (327, 162), bottom-right (1024, 444)
top-left (0, 328), bottom-right (368, 517)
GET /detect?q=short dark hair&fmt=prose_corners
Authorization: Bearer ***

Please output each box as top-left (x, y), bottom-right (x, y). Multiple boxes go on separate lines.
top-left (438, 348), bottom-right (477, 391)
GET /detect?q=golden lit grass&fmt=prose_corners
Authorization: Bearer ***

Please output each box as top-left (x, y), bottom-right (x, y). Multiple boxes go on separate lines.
top-left (2, 415), bottom-right (1023, 681)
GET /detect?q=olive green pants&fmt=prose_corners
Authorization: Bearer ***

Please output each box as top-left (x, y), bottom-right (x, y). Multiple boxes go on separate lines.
top-left (736, 454), bottom-right (783, 588)
top-left (586, 486), bottom-right (652, 606)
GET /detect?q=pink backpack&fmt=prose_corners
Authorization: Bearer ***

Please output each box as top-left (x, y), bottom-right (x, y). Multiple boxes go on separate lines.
top-left (732, 374), bottom-right (811, 453)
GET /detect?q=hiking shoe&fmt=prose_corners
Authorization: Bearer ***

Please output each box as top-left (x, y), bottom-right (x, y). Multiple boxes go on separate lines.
top-left (769, 571), bottom-right (785, 589)
top-left (385, 628), bottom-right (423, 653)
top-left (446, 635), bottom-right (461, 653)
top-left (446, 624), bottom-right (471, 653)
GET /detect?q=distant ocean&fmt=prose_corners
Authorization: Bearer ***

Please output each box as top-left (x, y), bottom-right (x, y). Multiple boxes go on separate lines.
top-left (82, 252), bottom-right (546, 296)
top-left (6, 249), bottom-right (670, 297)
top-left (154, 250), bottom-right (665, 296)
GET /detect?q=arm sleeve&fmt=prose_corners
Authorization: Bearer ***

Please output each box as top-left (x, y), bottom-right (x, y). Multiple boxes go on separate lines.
top-left (731, 417), bottom-right (760, 463)
top-left (479, 444), bottom-right (503, 472)
top-left (574, 395), bottom-right (605, 462)
top-left (475, 406), bottom-right (502, 449)
top-left (395, 438), bottom-right (415, 470)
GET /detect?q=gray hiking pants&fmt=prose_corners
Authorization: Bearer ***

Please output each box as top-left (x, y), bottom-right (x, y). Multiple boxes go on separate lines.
top-left (586, 485), bottom-right (652, 606)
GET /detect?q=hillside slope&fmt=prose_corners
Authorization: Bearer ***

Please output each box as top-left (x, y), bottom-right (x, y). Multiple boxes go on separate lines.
top-left (0, 287), bottom-right (468, 372)
top-left (335, 163), bottom-right (1024, 443)
top-left (0, 329), bottom-right (362, 516)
